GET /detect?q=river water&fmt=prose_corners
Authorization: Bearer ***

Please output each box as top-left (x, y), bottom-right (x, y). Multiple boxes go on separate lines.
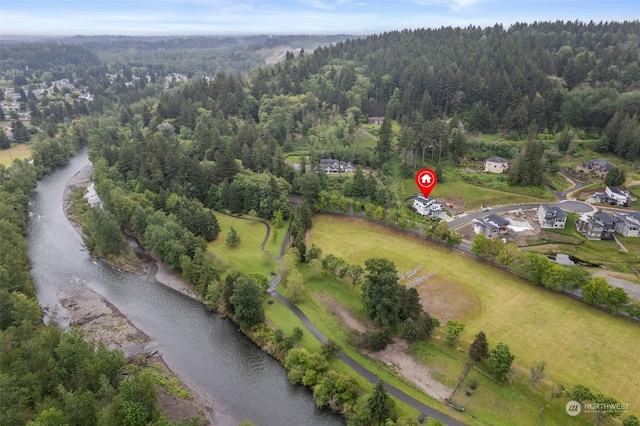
top-left (27, 148), bottom-right (344, 426)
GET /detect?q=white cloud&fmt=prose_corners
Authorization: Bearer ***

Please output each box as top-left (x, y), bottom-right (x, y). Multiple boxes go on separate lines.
top-left (411, 0), bottom-right (480, 10)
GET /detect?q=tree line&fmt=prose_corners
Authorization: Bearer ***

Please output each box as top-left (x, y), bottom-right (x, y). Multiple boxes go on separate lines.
top-left (471, 233), bottom-right (640, 318)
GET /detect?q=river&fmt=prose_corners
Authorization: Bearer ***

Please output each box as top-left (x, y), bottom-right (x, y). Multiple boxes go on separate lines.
top-left (27, 148), bottom-right (344, 426)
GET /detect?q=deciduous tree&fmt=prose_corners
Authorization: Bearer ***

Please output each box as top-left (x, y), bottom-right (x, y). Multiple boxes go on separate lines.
top-left (487, 342), bottom-right (515, 382)
top-left (445, 320), bottom-right (465, 346)
top-left (229, 276), bottom-right (265, 330)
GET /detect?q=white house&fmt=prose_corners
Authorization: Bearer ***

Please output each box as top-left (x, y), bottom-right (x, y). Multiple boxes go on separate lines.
top-left (537, 205), bottom-right (567, 229)
top-left (613, 212), bottom-right (640, 237)
top-left (605, 186), bottom-right (630, 206)
top-left (413, 195), bottom-right (443, 217)
top-left (473, 214), bottom-right (509, 238)
top-left (484, 156), bottom-right (509, 173)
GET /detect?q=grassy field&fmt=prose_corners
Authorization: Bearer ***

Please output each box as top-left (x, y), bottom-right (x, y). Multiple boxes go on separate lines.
top-left (207, 213), bottom-right (286, 277)
top-left (394, 177), bottom-right (553, 211)
top-left (0, 143), bottom-right (32, 166)
top-left (309, 214), bottom-right (640, 422)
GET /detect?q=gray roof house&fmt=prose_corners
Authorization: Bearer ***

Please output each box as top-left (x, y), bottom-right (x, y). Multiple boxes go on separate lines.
top-left (537, 205), bottom-right (567, 229)
top-left (319, 159), bottom-right (355, 174)
top-left (473, 214), bottom-right (509, 238)
top-left (583, 159), bottom-right (615, 177)
top-left (605, 186), bottom-right (631, 206)
top-left (613, 212), bottom-right (640, 237)
top-left (576, 212), bottom-right (617, 240)
top-left (413, 195), bottom-right (443, 217)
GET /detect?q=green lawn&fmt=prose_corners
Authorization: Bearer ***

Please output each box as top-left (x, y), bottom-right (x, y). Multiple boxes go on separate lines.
top-left (309, 214), bottom-right (640, 420)
top-left (395, 178), bottom-right (553, 211)
top-left (208, 213), bottom-right (286, 277)
top-left (0, 143), bottom-right (32, 166)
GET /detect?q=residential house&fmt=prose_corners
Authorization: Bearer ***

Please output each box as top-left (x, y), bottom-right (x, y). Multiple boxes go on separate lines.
top-left (613, 212), bottom-right (640, 237)
top-left (473, 214), bottom-right (509, 238)
top-left (537, 205), bottom-right (567, 229)
top-left (368, 116), bottom-right (385, 125)
top-left (413, 195), bottom-right (443, 217)
top-left (486, 214), bottom-right (510, 231)
top-left (484, 156), bottom-right (509, 173)
top-left (473, 218), bottom-right (500, 238)
top-left (319, 159), bottom-right (355, 174)
top-left (576, 212), bottom-right (617, 240)
top-left (582, 159), bottom-right (615, 178)
top-left (605, 186), bottom-right (630, 206)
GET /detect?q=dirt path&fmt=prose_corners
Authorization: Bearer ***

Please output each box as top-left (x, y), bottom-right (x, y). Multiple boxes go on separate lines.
top-left (318, 294), bottom-right (454, 402)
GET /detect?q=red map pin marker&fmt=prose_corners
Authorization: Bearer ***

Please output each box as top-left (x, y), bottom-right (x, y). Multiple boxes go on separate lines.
top-left (415, 168), bottom-right (437, 198)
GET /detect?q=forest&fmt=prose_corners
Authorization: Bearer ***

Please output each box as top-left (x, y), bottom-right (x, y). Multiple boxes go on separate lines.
top-left (2, 20), bottom-right (640, 425)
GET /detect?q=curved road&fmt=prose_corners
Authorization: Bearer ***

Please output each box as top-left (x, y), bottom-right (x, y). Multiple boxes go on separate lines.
top-left (267, 287), bottom-right (466, 426)
top-left (548, 167), bottom-right (592, 201)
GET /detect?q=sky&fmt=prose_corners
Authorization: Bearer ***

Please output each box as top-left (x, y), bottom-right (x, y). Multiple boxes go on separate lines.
top-left (1, 0), bottom-right (639, 37)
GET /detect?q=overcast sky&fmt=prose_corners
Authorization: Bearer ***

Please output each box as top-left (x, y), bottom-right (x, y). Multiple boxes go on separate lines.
top-left (2, 0), bottom-right (639, 37)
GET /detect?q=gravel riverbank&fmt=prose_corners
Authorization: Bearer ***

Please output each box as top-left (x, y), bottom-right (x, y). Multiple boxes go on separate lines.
top-left (62, 165), bottom-right (216, 425)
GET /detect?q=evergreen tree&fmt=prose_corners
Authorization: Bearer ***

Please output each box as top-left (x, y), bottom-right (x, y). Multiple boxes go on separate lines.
top-left (605, 167), bottom-right (626, 186)
top-left (377, 117), bottom-right (392, 164)
top-left (368, 381), bottom-right (397, 425)
top-left (469, 331), bottom-right (489, 362)
top-left (362, 258), bottom-right (400, 328)
top-left (229, 275), bottom-right (265, 330)
top-left (508, 137), bottom-right (545, 186)
top-left (226, 227), bottom-right (241, 248)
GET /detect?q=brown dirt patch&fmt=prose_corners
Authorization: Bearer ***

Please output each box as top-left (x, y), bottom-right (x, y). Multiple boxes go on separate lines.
top-left (315, 294), bottom-right (455, 402)
top-left (367, 338), bottom-right (453, 401)
top-left (316, 293), bottom-right (368, 333)
top-left (415, 275), bottom-right (480, 322)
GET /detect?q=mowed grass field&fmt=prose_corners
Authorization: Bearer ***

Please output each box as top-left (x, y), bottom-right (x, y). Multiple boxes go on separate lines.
top-left (207, 213), bottom-right (286, 277)
top-left (395, 178), bottom-right (552, 210)
top-left (0, 143), bottom-right (31, 166)
top-left (310, 214), bottom-right (640, 413)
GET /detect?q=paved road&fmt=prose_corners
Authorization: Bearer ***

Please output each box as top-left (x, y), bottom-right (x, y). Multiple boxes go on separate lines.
top-left (548, 167), bottom-right (592, 201)
top-left (447, 200), bottom-right (595, 229)
top-left (267, 287), bottom-right (467, 426)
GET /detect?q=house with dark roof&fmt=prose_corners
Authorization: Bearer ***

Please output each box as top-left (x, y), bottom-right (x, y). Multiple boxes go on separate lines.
top-left (576, 212), bottom-right (617, 240)
top-left (473, 214), bottom-right (509, 238)
top-left (319, 159), bottom-right (355, 174)
top-left (582, 159), bottom-right (615, 178)
top-left (412, 195), bottom-right (443, 217)
top-left (484, 156), bottom-right (509, 173)
top-left (473, 218), bottom-right (500, 238)
top-left (605, 186), bottom-right (630, 206)
top-left (537, 205), bottom-right (567, 229)
top-left (368, 116), bottom-right (385, 125)
top-left (613, 212), bottom-right (640, 237)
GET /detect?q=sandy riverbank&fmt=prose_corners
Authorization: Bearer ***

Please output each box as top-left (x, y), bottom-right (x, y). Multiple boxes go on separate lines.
top-left (62, 165), bottom-right (216, 424)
